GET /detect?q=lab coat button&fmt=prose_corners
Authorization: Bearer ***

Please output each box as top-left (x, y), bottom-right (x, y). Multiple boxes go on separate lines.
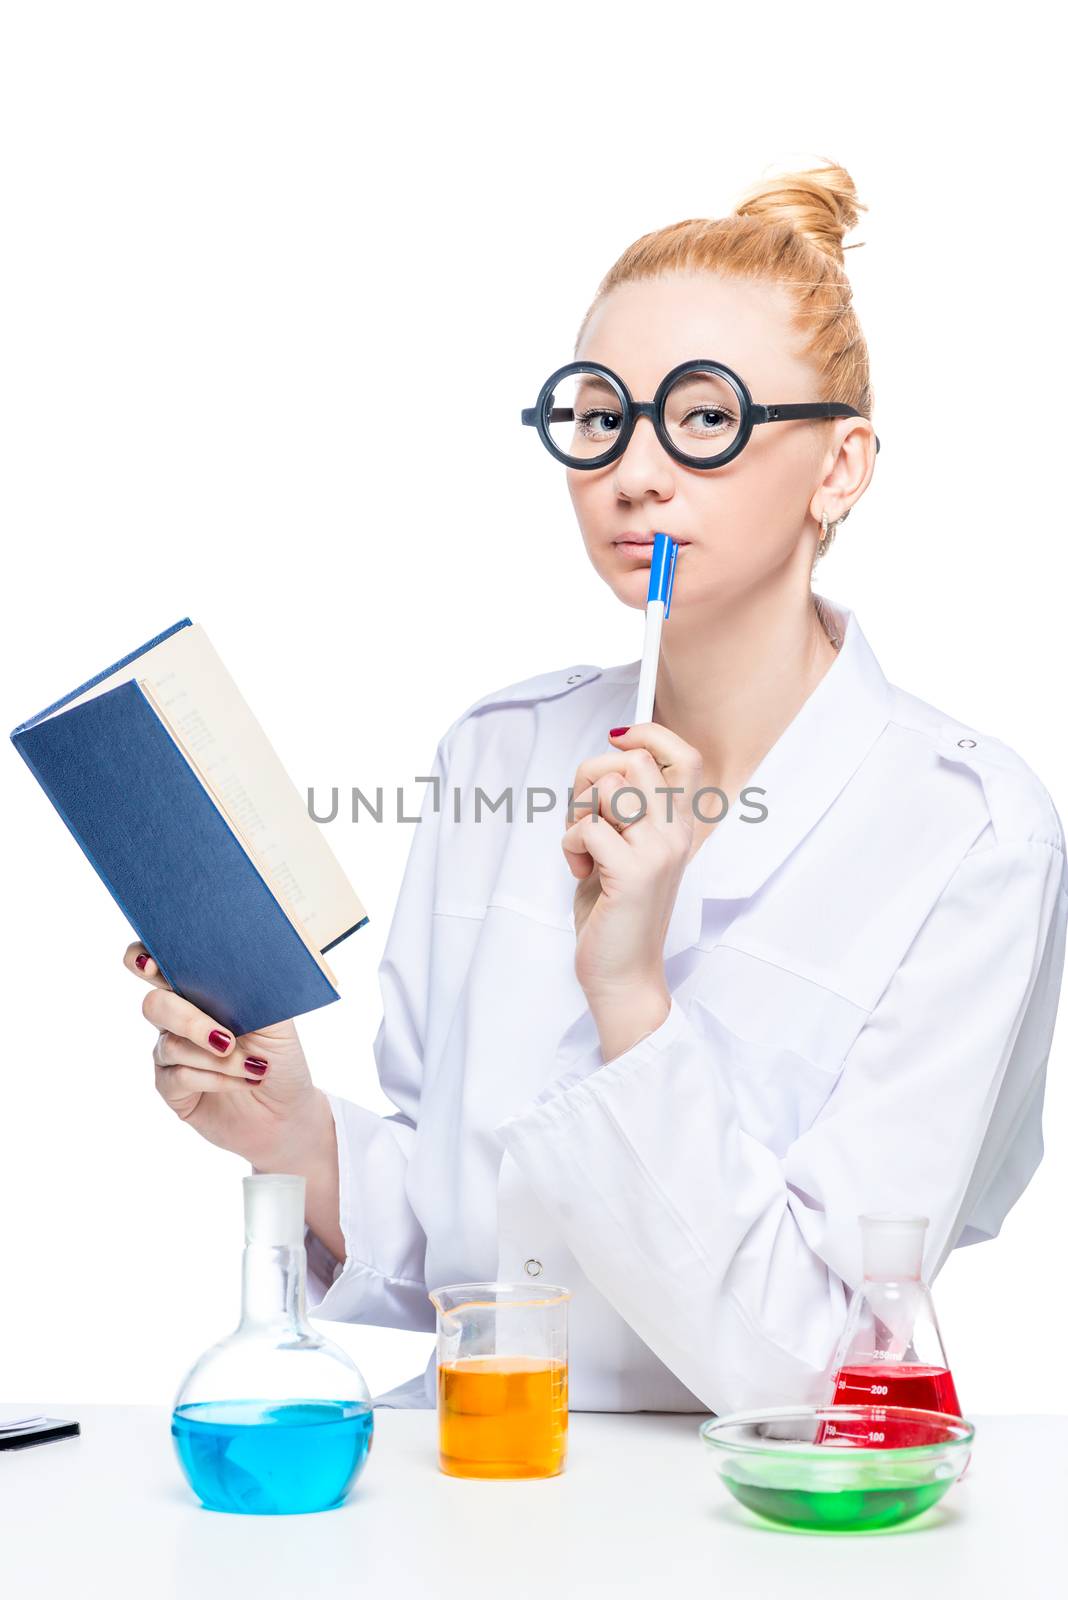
top-left (957, 738), bottom-right (977, 748)
top-left (524, 1258), bottom-right (543, 1277)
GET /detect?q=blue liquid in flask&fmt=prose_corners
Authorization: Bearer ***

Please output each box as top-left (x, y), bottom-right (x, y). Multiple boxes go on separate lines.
top-left (171, 1398), bottom-right (374, 1514)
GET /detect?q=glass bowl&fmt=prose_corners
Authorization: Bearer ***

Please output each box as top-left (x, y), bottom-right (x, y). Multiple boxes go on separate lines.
top-left (700, 1405), bottom-right (974, 1532)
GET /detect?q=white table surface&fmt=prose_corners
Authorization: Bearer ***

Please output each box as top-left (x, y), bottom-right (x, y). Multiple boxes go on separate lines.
top-left (1, 1406), bottom-right (1064, 1598)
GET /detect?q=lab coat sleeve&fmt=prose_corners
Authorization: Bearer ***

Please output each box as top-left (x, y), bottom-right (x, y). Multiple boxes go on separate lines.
top-left (304, 739), bottom-right (449, 1335)
top-left (494, 836), bottom-right (1068, 1414)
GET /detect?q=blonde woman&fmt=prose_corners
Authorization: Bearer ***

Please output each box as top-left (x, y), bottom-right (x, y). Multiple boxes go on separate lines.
top-left (127, 163), bottom-right (1068, 1414)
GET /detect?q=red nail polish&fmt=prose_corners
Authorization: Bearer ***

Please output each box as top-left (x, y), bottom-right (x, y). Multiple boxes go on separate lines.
top-left (135, 953), bottom-right (149, 969)
top-left (208, 1029), bottom-right (232, 1053)
top-left (609, 726), bottom-right (630, 737)
top-left (244, 1058), bottom-right (269, 1076)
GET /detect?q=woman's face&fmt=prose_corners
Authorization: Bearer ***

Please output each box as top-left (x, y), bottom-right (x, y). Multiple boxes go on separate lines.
top-left (568, 272), bottom-right (866, 617)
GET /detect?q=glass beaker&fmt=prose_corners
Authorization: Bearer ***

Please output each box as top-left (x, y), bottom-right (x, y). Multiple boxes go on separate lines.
top-left (171, 1174), bottom-right (374, 1514)
top-left (818, 1213), bottom-right (961, 1446)
top-left (428, 1280), bottom-right (570, 1479)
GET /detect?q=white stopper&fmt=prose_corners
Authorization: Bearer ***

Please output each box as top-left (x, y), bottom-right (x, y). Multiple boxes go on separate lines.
top-left (243, 1173), bottom-right (305, 1248)
top-left (859, 1213), bottom-right (928, 1281)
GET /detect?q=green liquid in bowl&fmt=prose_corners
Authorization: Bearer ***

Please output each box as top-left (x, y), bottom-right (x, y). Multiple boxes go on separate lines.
top-left (702, 1405), bottom-right (972, 1533)
top-left (722, 1469), bottom-right (953, 1531)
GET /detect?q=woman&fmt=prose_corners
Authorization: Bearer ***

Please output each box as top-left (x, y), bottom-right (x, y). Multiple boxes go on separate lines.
top-left (126, 163), bottom-right (1068, 1414)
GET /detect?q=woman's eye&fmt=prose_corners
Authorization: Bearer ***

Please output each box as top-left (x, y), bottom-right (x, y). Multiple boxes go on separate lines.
top-left (681, 405), bottom-right (734, 435)
top-left (576, 408), bottom-right (622, 440)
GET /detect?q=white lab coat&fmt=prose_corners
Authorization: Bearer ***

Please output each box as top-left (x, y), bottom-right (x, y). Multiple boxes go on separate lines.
top-left (304, 594), bottom-right (1068, 1414)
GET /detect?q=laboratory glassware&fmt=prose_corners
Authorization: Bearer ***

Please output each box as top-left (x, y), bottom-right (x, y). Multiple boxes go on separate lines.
top-left (171, 1173), bottom-right (374, 1514)
top-left (428, 1280), bottom-right (570, 1479)
top-left (701, 1405), bottom-right (974, 1532)
top-left (821, 1213), bottom-right (961, 1445)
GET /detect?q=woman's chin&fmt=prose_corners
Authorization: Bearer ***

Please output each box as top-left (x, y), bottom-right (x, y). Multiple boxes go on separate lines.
top-left (604, 573), bottom-right (651, 609)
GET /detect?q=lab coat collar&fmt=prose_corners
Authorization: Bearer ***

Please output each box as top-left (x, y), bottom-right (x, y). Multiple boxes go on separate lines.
top-left (677, 594), bottom-right (892, 910)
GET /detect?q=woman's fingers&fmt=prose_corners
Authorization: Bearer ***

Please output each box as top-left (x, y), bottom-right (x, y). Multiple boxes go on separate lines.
top-left (568, 757), bottom-right (666, 877)
top-left (608, 721), bottom-right (703, 782)
top-left (574, 770), bottom-right (634, 825)
top-left (565, 722), bottom-right (704, 880)
top-left (126, 940), bottom-right (270, 1115)
top-left (579, 758), bottom-right (664, 827)
top-left (152, 1029), bottom-right (270, 1081)
top-left (153, 1060), bottom-right (253, 1115)
top-left (123, 941), bottom-right (173, 991)
top-left (609, 725), bottom-right (703, 830)
top-left (572, 751), bottom-right (653, 810)
top-left (140, 984), bottom-right (241, 1061)
top-left (565, 774), bottom-right (642, 879)
top-left (571, 752), bottom-right (688, 836)
top-left (562, 808), bottom-right (631, 880)
top-left (573, 729), bottom-right (700, 827)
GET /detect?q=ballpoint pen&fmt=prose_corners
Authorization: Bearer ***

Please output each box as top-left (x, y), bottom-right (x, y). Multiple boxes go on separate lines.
top-left (633, 532), bottom-right (679, 725)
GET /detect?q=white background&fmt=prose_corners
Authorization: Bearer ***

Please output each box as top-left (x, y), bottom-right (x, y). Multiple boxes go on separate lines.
top-left (1, 3), bottom-right (1064, 1412)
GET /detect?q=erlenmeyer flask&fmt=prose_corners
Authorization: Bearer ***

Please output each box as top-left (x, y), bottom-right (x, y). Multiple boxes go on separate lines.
top-left (171, 1174), bottom-right (373, 1514)
top-left (820, 1214), bottom-right (960, 1443)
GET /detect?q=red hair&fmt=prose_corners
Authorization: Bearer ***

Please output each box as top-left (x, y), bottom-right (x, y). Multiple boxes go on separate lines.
top-left (575, 160), bottom-right (874, 493)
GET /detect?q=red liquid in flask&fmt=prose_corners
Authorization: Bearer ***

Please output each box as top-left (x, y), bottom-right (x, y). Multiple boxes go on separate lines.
top-left (817, 1365), bottom-right (961, 1448)
top-left (833, 1363), bottom-right (961, 1413)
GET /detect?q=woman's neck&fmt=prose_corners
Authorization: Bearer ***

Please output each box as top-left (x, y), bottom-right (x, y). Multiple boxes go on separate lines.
top-left (652, 581), bottom-right (839, 823)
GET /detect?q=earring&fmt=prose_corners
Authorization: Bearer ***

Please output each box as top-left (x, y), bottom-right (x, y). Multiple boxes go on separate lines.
top-left (816, 508), bottom-right (838, 560)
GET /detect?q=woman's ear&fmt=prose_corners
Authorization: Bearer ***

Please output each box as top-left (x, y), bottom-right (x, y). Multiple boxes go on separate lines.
top-left (809, 417), bottom-right (876, 524)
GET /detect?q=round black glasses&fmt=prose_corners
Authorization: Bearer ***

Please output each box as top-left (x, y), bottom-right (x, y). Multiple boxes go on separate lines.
top-left (521, 359), bottom-right (880, 470)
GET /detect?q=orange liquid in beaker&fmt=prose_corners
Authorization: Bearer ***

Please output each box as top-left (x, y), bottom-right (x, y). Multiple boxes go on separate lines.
top-left (437, 1355), bottom-right (568, 1478)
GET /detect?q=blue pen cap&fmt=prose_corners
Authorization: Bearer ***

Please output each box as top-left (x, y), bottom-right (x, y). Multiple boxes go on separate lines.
top-left (646, 533), bottom-right (679, 618)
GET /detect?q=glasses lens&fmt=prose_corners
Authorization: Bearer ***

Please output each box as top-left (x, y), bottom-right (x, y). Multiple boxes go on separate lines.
top-left (662, 367), bottom-right (742, 462)
top-left (544, 368), bottom-right (627, 464)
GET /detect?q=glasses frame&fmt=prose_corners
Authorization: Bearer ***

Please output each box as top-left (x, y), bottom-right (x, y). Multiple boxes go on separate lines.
top-left (521, 359), bottom-right (881, 470)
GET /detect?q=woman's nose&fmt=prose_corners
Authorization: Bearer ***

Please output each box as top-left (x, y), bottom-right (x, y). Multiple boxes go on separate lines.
top-left (611, 413), bottom-right (675, 500)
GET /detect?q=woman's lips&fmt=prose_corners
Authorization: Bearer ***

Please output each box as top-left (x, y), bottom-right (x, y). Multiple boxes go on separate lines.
top-left (612, 537), bottom-right (689, 558)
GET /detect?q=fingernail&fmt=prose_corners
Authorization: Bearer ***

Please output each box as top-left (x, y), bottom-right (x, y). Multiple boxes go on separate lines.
top-left (609, 726), bottom-right (630, 737)
top-left (208, 1029), bottom-right (232, 1053)
top-left (244, 1057), bottom-right (269, 1076)
top-left (135, 953), bottom-right (149, 969)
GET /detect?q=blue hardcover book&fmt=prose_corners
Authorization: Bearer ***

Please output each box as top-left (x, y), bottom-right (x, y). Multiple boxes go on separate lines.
top-left (11, 618), bottom-right (368, 1036)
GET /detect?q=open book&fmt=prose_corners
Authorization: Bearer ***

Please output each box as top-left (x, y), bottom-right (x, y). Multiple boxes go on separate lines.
top-left (11, 618), bottom-right (368, 1035)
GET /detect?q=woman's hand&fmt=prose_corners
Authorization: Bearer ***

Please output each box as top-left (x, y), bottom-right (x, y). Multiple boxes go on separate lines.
top-left (123, 941), bottom-right (328, 1173)
top-left (124, 943), bottom-right (346, 1262)
top-left (561, 723), bottom-right (704, 1060)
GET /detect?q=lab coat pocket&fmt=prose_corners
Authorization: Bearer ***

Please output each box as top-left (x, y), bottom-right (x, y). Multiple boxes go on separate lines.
top-left (686, 946), bottom-right (869, 1156)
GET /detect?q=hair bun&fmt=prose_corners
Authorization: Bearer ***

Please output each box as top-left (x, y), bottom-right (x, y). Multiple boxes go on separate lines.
top-left (732, 161), bottom-right (866, 266)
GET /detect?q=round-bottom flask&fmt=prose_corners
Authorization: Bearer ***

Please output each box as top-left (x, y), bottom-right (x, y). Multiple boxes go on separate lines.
top-left (171, 1174), bottom-right (373, 1515)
